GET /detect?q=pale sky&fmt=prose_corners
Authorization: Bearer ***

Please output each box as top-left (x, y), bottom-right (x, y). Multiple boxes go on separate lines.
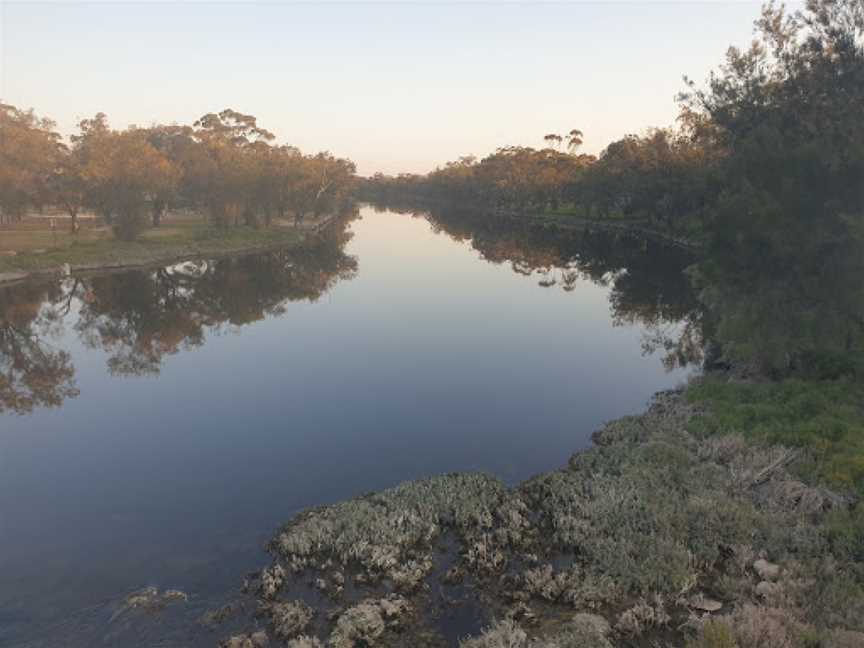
top-left (0, 1), bottom-right (784, 175)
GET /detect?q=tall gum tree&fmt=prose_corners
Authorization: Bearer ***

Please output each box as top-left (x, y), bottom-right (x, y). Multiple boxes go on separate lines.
top-left (0, 103), bottom-right (62, 225)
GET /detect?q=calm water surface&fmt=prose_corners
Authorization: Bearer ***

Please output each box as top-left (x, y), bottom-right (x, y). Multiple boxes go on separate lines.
top-left (0, 207), bottom-right (698, 646)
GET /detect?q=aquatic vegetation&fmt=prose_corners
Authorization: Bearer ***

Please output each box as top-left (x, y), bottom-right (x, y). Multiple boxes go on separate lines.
top-left (287, 637), bottom-right (324, 648)
top-left (267, 472), bottom-right (528, 588)
top-left (223, 386), bottom-right (863, 646)
top-left (220, 632), bottom-right (270, 648)
top-left (460, 614), bottom-right (613, 648)
top-left (109, 586), bottom-right (188, 622)
top-left (460, 619), bottom-right (528, 648)
top-left (199, 603), bottom-right (238, 627)
top-left (614, 595), bottom-right (671, 636)
top-left (329, 596), bottom-right (412, 648)
top-left (263, 600), bottom-right (315, 641)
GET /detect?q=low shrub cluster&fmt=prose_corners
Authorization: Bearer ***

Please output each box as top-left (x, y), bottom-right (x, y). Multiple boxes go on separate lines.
top-left (217, 385), bottom-right (863, 647)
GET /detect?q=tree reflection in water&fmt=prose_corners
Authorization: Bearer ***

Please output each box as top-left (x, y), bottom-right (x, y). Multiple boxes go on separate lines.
top-left (376, 204), bottom-right (705, 371)
top-left (0, 221), bottom-right (358, 412)
top-left (1, 206), bottom-right (705, 416)
top-left (0, 281), bottom-right (79, 414)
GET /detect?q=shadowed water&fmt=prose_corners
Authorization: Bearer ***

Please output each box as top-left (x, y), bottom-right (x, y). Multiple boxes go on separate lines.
top-left (0, 206), bottom-right (699, 646)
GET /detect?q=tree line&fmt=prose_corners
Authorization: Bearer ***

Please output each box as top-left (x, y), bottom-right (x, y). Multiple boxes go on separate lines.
top-left (363, 0), bottom-right (864, 376)
top-left (0, 106), bottom-right (356, 239)
top-left (360, 123), bottom-right (712, 239)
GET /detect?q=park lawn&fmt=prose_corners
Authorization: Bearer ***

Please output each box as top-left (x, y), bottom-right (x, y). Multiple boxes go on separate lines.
top-left (0, 221), bottom-right (304, 275)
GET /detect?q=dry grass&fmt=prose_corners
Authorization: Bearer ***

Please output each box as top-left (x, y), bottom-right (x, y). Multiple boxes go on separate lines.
top-left (0, 212), bottom-right (206, 252)
top-left (0, 217), bottom-right (110, 253)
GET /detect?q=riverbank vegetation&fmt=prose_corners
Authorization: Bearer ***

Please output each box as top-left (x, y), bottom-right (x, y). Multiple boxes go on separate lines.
top-left (689, 377), bottom-right (864, 498)
top-left (0, 216), bottom-right (315, 277)
top-left (216, 390), bottom-right (863, 647)
top-left (0, 105), bottom-right (356, 253)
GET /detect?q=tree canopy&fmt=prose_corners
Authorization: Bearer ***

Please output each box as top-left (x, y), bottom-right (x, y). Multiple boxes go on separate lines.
top-left (0, 106), bottom-right (357, 239)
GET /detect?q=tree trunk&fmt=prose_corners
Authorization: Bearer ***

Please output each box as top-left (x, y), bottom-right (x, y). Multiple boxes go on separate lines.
top-left (151, 200), bottom-right (165, 227)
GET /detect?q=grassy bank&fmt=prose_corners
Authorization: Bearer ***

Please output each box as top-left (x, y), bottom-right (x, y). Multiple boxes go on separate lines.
top-left (0, 220), bottom-right (314, 282)
top-left (212, 376), bottom-right (864, 648)
top-left (689, 377), bottom-right (864, 498)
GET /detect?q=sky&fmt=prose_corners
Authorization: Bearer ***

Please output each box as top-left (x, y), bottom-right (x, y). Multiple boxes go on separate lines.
top-left (1, 1), bottom-right (784, 176)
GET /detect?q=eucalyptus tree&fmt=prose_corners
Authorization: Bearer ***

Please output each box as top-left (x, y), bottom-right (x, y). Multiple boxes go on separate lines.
top-left (69, 113), bottom-right (115, 223)
top-left (192, 109), bottom-right (275, 227)
top-left (543, 133), bottom-right (563, 150)
top-left (0, 103), bottom-right (61, 224)
top-left (81, 128), bottom-right (179, 240)
top-left (308, 152), bottom-right (357, 217)
top-left (566, 129), bottom-right (584, 153)
top-left (46, 146), bottom-right (87, 233)
top-left (141, 124), bottom-right (203, 226)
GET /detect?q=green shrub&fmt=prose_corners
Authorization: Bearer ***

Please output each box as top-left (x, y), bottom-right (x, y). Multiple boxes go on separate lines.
top-left (826, 503), bottom-right (864, 563)
top-left (688, 620), bottom-right (736, 648)
top-left (688, 378), bottom-right (864, 495)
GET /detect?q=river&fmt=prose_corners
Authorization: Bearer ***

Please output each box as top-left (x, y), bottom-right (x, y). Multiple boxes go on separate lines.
top-left (0, 206), bottom-right (699, 646)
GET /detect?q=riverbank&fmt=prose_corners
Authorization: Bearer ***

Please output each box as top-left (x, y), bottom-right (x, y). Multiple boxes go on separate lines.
top-left (0, 217), bottom-right (336, 286)
top-left (362, 197), bottom-right (700, 251)
top-left (523, 211), bottom-right (700, 251)
top-left (215, 375), bottom-right (863, 648)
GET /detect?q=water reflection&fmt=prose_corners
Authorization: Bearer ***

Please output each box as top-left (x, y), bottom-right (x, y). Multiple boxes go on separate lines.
top-left (1, 209), bottom-right (707, 430)
top-left (0, 222), bottom-right (357, 412)
top-left (0, 208), bottom-right (704, 419)
top-left (382, 205), bottom-right (704, 371)
top-left (0, 282), bottom-right (79, 415)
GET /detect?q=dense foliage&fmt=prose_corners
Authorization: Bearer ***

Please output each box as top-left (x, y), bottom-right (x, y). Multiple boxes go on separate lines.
top-left (0, 106), bottom-right (356, 240)
top-left (361, 147), bottom-right (596, 216)
top-left (684, 0), bottom-right (864, 374)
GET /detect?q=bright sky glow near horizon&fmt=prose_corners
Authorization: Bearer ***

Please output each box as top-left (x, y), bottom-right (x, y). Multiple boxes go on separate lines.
top-left (1, 1), bottom-right (789, 176)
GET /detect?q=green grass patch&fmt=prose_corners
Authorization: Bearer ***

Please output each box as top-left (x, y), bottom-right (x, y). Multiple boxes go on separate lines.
top-left (0, 225), bottom-right (303, 275)
top-left (688, 377), bottom-right (864, 495)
